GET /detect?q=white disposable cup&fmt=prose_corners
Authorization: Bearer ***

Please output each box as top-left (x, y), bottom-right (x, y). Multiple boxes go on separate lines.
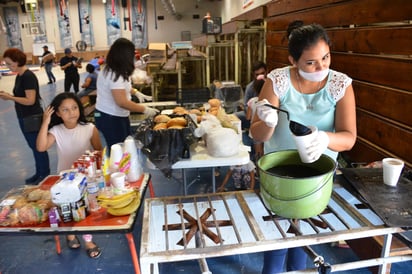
top-left (110, 172), bottom-right (126, 189)
top-left (382, 158), bottom-right (404, 186)
top-left (292, 126), bottom-right (318, 163)
top-left (110, 143), bottom-right (123, 170)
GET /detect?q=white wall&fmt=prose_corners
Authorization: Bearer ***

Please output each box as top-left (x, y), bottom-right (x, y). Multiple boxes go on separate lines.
top-left (0, 0), bottom-right (271, 54)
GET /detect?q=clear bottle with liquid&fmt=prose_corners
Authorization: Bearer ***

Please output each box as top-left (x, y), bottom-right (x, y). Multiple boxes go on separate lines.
top-left (87, 179), bottom-right (100, 212)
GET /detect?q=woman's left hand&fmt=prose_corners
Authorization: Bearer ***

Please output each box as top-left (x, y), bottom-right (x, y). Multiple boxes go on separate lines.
top-left (306, 131), bottom-right (330, 162)
top-left (0, 91), bottom-right (12, 100)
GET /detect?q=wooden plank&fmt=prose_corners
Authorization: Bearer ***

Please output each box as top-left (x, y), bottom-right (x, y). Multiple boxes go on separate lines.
top-left (353, 81), bottom-right (412, 127)
top-left (266, 26), bottom-right (412, 56)
top-left (266, 0), bottom-right (342, 17)
top-left (327, 26), bottom-right (412, 55)
top-left (356, 110), bottom-right (412, 162)
top-left (332, 53), bottom-right (412, 92)
top-left (341, 140), bottom-right (401, 167)
top-left (232, 6), bottom-right (266, 22)
top-left (266, 0), bottom-right (412, 31)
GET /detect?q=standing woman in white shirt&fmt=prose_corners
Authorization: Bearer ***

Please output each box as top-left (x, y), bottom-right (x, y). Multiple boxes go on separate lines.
top-left (94, 38), bottom-right (158, 148)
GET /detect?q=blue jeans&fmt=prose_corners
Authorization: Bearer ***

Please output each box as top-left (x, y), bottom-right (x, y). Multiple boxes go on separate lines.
top-left (262, 248), bottom-right (308, 273)
top-left (44, 62), bottom-right (55, 82)
top-left (94, 110), bottom-right (131, 149)
top-left (18, 118), bottom-right (50, 176)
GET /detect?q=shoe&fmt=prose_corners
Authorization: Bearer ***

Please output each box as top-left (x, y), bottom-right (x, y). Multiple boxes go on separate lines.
top-left (86, 243), bottom-right (102, 259)
top-left (66, 235), bottom-right (81, 249)
top-left (25, 174), bottom-right (39, 183)
top-left (47, 81), bottom-right (53, 84)
top-left (25, 174), bottom-right (48, 185)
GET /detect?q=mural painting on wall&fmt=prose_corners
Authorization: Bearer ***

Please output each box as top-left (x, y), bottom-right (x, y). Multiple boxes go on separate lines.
top-left (132, 0), bottom-right (147, 48)
top-left (78, 0), bottom-right (94, 48)
top-left (105, 0), bottom-right (121, 45)
top-left (55, 0), bottom-right (73, 49)
top-left (2, 7), bottom-right (23, 49)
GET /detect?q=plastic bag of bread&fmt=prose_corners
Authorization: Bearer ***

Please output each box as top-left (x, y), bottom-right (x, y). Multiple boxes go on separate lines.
top-left (0, 186), bottom-right (53, 226)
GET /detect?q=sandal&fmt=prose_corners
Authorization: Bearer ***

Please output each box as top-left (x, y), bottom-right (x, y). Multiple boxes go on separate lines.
top-left (66, 235), bottom-right (81, 249)
top-left (86, 243), bottom-right (102, 259)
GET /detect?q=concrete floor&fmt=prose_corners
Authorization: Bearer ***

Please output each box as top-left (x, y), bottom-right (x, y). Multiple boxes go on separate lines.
top-left (0, 64), bottom-right (411, 273)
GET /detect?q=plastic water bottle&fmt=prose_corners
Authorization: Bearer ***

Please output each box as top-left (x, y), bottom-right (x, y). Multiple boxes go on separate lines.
top-left (95, 170), bottom-right (105, 190)
top-left (87, 181), bottom-right (100, 212)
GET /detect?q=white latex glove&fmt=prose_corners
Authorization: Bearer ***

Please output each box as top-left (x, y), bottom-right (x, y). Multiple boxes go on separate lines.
top-left (143, 106), bottom-right (159, 118)
top-left (255, 99), bottom-right (278, 128)
top-left (134, 90), bottom-right (153, 103)
top-left (306, 131), bottom-right (330, 162)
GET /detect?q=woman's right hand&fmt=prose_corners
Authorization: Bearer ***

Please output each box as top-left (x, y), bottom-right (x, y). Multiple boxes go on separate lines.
top-left (255, 99), bottom-right (278, 128)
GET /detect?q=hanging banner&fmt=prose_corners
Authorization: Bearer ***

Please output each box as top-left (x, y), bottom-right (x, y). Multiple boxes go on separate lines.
top-left (2, 7), bottom-right (23, 49)
top-left (131, 0), bottom-right (147, 48)
top-left (32, 1), bottom-right (48, 44)
top-left (55, 0), bottom-right (73, 48)
top-left (78, 0), bottom-right (94, 47)
top-left (105, 0), bottom-right (121, 45)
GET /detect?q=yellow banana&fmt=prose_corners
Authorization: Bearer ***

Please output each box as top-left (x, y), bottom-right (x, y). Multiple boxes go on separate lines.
top-left (107, 192), bottom-right (141, 216)
top-left (97, 189), bottom-right (137, 208)
top-left (98, 193), bottom-right (137, 209)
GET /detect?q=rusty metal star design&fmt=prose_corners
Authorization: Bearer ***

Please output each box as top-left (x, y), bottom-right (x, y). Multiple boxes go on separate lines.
top-left (163, 208), bottom-right (232, 246)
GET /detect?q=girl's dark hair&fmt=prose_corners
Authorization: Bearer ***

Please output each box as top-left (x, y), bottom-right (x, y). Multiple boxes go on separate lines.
top-left (3, 48), bottom-right (27, 66)
top-left (86, 63), bottom-right (95, 73)
top-left (49, 93), bottom-right (87, 128)
top-left (103, 38), bottom-right (135, 82)
top-left (253, 79), bottom-right (265, 96)
top-left (287, 21), bottom-right (331, 61)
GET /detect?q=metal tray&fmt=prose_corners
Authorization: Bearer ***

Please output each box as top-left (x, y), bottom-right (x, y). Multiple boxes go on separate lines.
top-left (340, 168), bottom-right (412, 228)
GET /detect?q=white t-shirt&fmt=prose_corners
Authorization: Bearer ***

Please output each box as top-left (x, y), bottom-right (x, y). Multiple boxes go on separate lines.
top-left (49, 123), bottom-right (95, 172)
top-left (96, 69), bottom-right (131, 117)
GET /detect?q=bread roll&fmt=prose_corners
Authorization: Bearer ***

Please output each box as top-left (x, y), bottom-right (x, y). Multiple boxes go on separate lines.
top-left (173, 106), bottom-right (188, 115)
top-left (189, 108), bottom-right (202, 115)
top-left (208, 98), bottom-right (221, 108)
top-left (167, 117), bottom-right (187, 128)
top-left (154, 114), bottom-right (171, 124)
top-left (153, 123), bottom-right (167, 130)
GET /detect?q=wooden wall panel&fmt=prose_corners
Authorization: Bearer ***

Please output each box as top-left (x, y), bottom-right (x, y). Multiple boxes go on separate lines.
top-left (267, 0), bottom-right (412, 31)
top-left (353, 82), bottom-right (412, 127)
top-left (356, 110), bottom-right (411, 161)
top-left (327, 26), bottom-right (412, 55)
top-left (332, 53), bottom-right (412, 92)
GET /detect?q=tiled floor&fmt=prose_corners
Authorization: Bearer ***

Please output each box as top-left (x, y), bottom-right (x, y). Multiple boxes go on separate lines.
top-left (1, 64), bottom-right (411, 273)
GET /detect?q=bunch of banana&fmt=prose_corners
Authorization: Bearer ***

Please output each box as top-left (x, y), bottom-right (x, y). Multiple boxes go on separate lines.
top-left (97, 189), bottom-right (141, 216)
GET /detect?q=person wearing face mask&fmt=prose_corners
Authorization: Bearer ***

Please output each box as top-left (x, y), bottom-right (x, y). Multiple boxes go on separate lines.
top-left (251, 22), bottom-right (357, 273)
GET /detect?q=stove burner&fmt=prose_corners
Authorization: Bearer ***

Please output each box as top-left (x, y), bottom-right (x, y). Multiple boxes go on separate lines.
top-left (163, 208), bottom-right (232, 246)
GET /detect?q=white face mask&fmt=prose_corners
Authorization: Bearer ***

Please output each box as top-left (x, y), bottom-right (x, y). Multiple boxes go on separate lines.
top-left (298, 68), bottom-right (329, 82)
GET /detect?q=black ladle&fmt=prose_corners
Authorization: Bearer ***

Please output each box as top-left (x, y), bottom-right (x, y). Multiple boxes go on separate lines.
top-left (264, 104), bottom-right (312, 136)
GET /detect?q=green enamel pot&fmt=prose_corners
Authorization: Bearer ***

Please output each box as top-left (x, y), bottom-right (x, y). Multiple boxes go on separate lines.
top-left (257, 150), bottom-right (336, 219)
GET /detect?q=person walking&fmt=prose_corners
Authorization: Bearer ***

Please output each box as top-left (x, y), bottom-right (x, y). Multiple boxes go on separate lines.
top-left (40, 45), bottom-right (56, 84)
top-left (0, 48), bottom-right (50, 185)
top-left (60, 48), bottom-right (82, 93)
top-left (250, 21), bottom-right (356, 273)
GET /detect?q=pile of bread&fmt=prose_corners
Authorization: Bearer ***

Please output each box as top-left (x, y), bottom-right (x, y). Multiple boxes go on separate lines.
top-left (0, 186), bottom-right (53, 226)
top-left (152, 98), bottom-right (224, 131)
